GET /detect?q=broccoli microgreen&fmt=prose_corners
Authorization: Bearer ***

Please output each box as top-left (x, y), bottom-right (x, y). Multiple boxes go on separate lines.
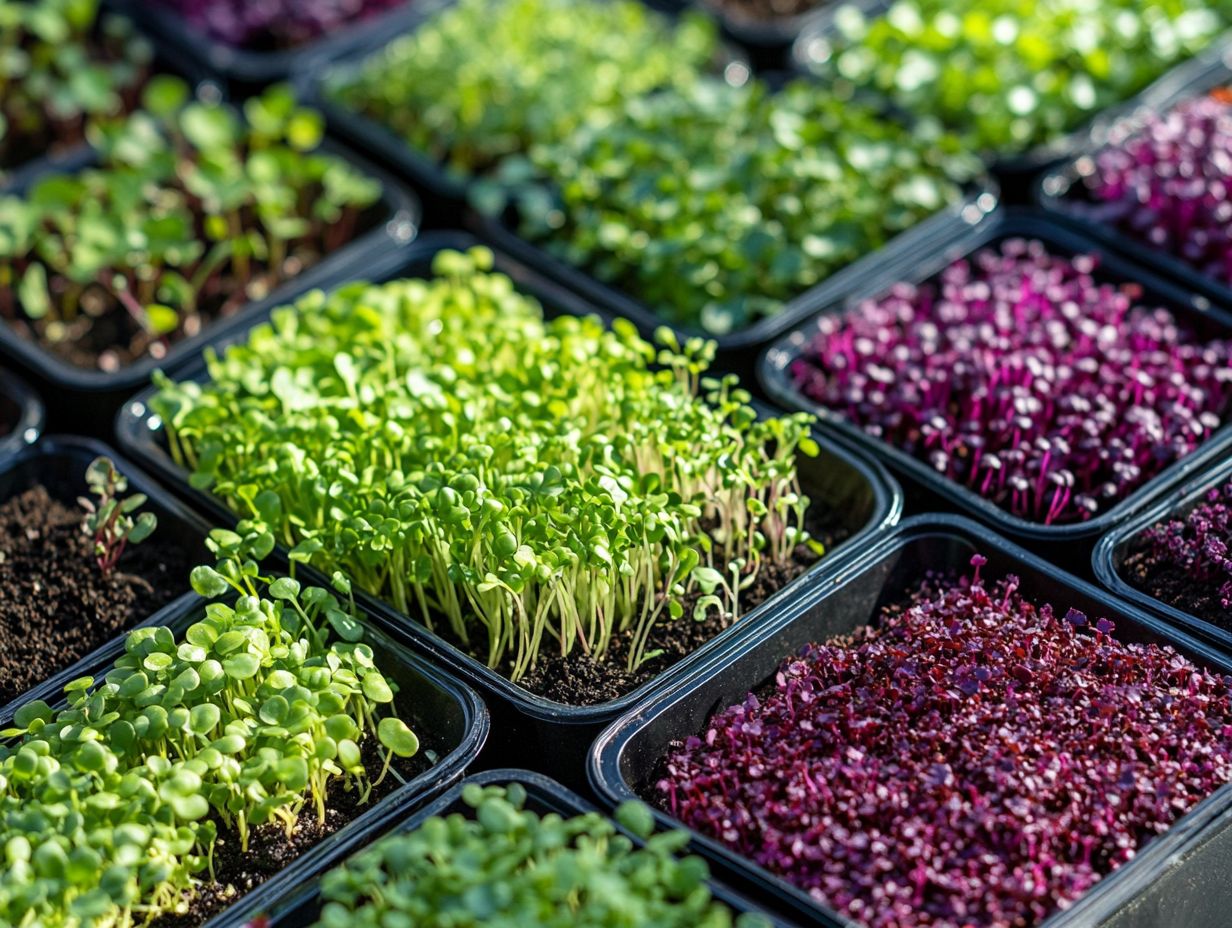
top-left (151, 247), bottom-right (821, 683)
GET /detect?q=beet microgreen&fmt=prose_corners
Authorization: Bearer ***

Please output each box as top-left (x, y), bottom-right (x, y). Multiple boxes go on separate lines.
top-left (0, 79), bottom-right (380, 372)
top-left (313, 782), bottom-right (772, 928)
top-left (803, 0), bottom-right (1232, 157)
top-left (156, 0), bottom-right (408, 51)
top-left (0, 0), bottom-right (151, 176)
top-left (1131, 479), bottom-right (1232, 623)
top-left (660, 555), bottom-right (1232, 928)
top-left (151, 247), bottom-right (820, 684)
top-left (1066, 87), bottom-right (1232, 286)
top-left (790, 237), bottom-right (1232, 524)
top-left (327, 0), bottom-right (720, 180)
top-left (77, 454), bottom-right (157, 574)
top-left (0, 529), bottom-right (419, 926)
top-left (513, 77), bottom-right (975, 334)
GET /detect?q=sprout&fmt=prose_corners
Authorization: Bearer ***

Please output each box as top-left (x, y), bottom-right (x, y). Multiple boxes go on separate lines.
top-left (312, 784), bottom-right (772, 928)
top-left (790, 238), bottom-right (1232, 524)
top-left (77, 455), bottom-right (157, 574)
top-left (661, 562), bottom-right (1232, 927)
top-left (152, 247), bottom-right (820, 683)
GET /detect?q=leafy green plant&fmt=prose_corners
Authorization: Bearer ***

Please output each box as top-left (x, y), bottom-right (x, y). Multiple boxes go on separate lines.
top-left (77, 454), bottom-right (157, 574)
top-left (0, 526), bottom-right (419, 927)
top-left (151, 247), bottom-right (820, 683)
top-left (327, 0), bottom-right (720, 181)
top-left (803, 0), bottom-right (1232, 156)
top-left (512, 77), bottom-right (975, 334)
top-left (0, 0), bottom-right (151, 175)
top-left (0, 78), bottom-right (380, 371)
top-left (313, 783), bottom-right (772, 928)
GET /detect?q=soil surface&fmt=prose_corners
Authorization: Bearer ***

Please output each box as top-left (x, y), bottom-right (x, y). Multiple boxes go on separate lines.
top-left (460, 509), bottom-right (848, 706)
top-left (0, 485), bottom-right (190, 704)
top-left (149, 740), bottom-right (426, 928)
top-left (1123, 547), bottom-right (1228, 626)
top-left (702, 0), bottom-right (825, 23)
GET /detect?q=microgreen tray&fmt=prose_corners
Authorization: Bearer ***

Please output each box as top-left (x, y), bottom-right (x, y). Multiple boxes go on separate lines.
top-left (0, 436), bottom-right (213, 720)
top-left (246, 769), bottom-right (794, 927)
top-left (0, 578), bottom-right (490, 928)
top-left (115, 230), bottom-right (901, 787)
top-left (758, 208), bottom-right (1232, 554)
top-left (1094, 457), bottom-right (1232, 656)
top-left (589, 514), bottom-right (1232, 928)
top-left (1037, 42), bottom-right (1232, 309)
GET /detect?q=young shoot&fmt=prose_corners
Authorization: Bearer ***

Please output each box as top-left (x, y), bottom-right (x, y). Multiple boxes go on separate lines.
top-left (77, 455), bottom-right (157, 574)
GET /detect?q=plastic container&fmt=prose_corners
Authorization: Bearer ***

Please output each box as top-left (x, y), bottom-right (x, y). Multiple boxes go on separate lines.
top-left (297, 2), bottom-right (993, 379)
top-left (0, 368), bottom-right (45, 461)
top-left (0, 435), bottom-right (213, 721)
top-left (689, 0), bottom-right (834, 69)
top-left (0, 131), bottom-right (419, 438)
top-left (102, 0), bottom-right (426, 92)
top-left (249, 768), bottom-right (794, 927)
top-left (1093, 457), bottom-right (1232, 652)
top-left (114, 230), bottom-right (902, 787)
top-left (1037, 43), bottom-right (1232, 306)
top-left (759, 208), bottom-right (1232, 560)
top-left (790, 1), bottom-right (1232, 200)
top-left (589, 513), bottom-right (1232, 928)
top-left (0, 578), bottom-right (490, 928)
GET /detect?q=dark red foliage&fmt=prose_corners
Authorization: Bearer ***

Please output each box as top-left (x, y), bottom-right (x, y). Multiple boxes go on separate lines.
top-left (160, 0), bottom-right (408, 50)
top-left (1138, 479), bottom-right (1232, 614)
top-left (1072, 88), bottom-right (1232, 286)
top-left (789, 239), bottom-right (1232, 525)
top-left (659, 555), bottom-right (1232, 928)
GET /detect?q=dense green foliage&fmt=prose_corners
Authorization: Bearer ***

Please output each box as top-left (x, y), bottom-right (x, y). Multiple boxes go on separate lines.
top-left (151, 248), bottom-right (819, 682)
top-left (328, 0), bottom-right (719, 178)
top-left (0, 528), bottom-right (418, 927)
top-left (0, 0), bottom-right (150, 174)
top-left (313, 783), bottom-right (772, 928)
top-left (514, 78), bottom-right (974, 334)
top-left (0, 80), bottom-right (379, 369)
top-left (804, 0), bottom-right (1232, 156)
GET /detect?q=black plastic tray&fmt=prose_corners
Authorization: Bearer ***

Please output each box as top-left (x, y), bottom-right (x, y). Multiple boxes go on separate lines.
top-left (103, 0), bottom-right (424, 91)
top-left (115, 230), bottom-right (902, 787)
top-left (297, 0), bottom-right (994, 377)
top-left (0, 435), bottom-right (213, 720)
top-left (790, 0), bottom-right (1232, 195)
top-left (689, 0), bottom-right (834, 66)
top-left (1093, 457), bottom-right (1232, 652)
top-left (589, 514), bottom-right (1232, 928)
top-left (0, 368), bottom-right (45, 461)
top-left (759, 208), bottom-right (1232, 556)
top-left (0, 580), bottom-right (490, 928)
top-left (1038, 43), bottom-right (1232, 307)
top-left (250, 768), bottom-right (794, 926)
top-left (0, 129), bottom-right (419, 438)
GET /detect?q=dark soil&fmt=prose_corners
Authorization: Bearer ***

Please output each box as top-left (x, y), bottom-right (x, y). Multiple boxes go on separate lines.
top-left (475, 509), bottom-right (848, 706)
top-left (1123, 547), bottom-right (1228, 625)
top-left (0, 485), bottom-right (190, 704)
top-left (149, 739), bottom-right (427, 928)
top-left (702, 0), bottom-right (825, 23)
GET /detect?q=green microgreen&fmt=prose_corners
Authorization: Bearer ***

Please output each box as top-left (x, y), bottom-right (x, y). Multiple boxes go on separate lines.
top-left (151, 247), bottom-right (821, 684)
top-left (0, 79), bottom-right (380, 371)
top-left (0, 526), bottom-right (419, 927)
top-left (511, 77), bottom-right (976, 334)
top-left (0, 0), bottom-right (151, 176)
top-left (312, 783), bottom-right (773, 928)
top-left (326, 0), bottom-right (720, 181)
top-left (76, 454), bottom-right (157, 574)
top-left (803, 0), bottom-right (1232, 157)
